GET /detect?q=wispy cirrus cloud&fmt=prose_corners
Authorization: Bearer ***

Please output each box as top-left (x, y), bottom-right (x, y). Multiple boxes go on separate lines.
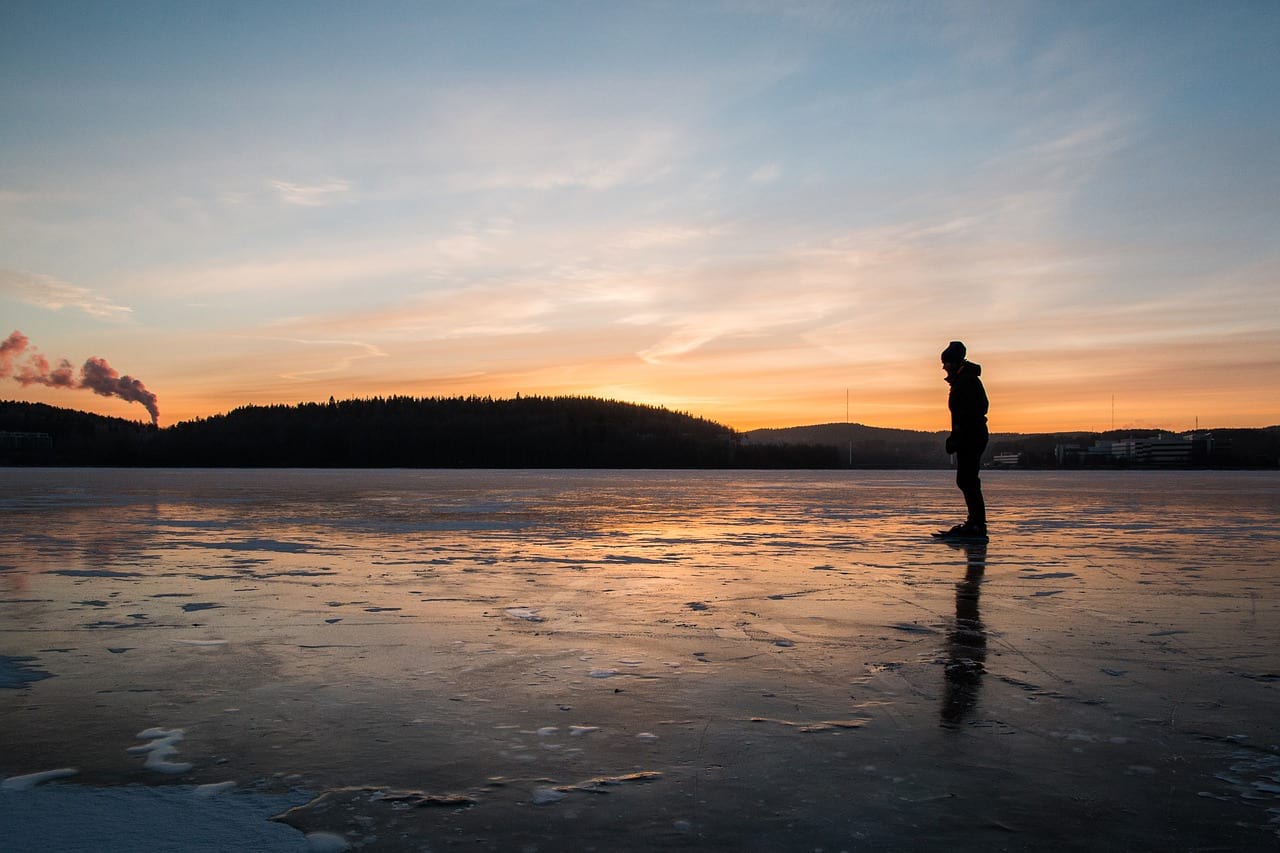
top-left (137, 225), bottom-right (499, 296)
top-left (0, 269), bottom-right (132, 320)
top-left (269, 179), bottom-right (353, 207)
top-left (414, 78), bottom-right (720, 193)
top-left (271, 338), bottom-right (389, 381)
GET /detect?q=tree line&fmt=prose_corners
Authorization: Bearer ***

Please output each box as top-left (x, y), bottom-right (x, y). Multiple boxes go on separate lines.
top-left (0, 397), bottom-right (839, 468)
top-left (3, 398), bottom-right (1275, 468)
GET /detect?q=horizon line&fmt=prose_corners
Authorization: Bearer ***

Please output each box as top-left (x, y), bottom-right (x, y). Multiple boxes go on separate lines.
top-left (3, 395), bottom-right (1276, 437)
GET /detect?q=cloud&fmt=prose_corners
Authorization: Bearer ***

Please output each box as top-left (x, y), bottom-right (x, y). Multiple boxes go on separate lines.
top-left (136, 227), bottom-right (498, 296)
top-left (133, 212), bottom-right (725, 313)
top-left (447, 122), bottom-right (682, 192)
top-left (609, 226), bottom-right (722, 251)
top-left (411, 79), bottom-right (713, 194)
top-left (269, 179), bottom-right (352, 207)
top-left (0, 270), bottom-right (133, 319)
top-left (749, 164), bottom-right (781, 184)
top-left (273, 338), bottom-right (389, 381)
top-left (632, 271), bottom-right (838, 364)
top-left (723, 0), bottom-right (864, 29)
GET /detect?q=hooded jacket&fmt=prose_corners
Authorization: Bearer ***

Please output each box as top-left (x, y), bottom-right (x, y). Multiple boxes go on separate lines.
top-left (946, 360), bottom-right (989, 451)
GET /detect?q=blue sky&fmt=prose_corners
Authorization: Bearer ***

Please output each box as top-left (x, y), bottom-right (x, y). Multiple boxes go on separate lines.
top-left (2, 1), bottom-right (1277, 430)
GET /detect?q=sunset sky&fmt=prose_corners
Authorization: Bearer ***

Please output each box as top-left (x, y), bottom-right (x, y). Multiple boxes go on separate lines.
top-left (2, 1), bottom-right (1278, 433)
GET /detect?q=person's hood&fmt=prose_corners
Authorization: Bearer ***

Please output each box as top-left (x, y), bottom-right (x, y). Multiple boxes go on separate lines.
top-left (946, 360), bottom-right (982, 382)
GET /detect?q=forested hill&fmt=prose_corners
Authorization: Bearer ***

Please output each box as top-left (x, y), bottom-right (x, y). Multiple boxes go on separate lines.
top-left (0, 397), bottom-right (838, 468)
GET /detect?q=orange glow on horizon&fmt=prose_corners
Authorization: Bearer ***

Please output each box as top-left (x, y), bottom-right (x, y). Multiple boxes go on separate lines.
top-left (13, 361), bottom-right (1276, 437)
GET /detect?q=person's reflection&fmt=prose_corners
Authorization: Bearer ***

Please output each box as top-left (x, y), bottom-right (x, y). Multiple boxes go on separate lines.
top-left (941, 540), bottom-right (988, 728)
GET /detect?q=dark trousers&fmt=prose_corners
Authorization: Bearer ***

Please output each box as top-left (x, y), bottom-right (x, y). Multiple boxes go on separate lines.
top-left (955, 440), bottom-right (987, 525)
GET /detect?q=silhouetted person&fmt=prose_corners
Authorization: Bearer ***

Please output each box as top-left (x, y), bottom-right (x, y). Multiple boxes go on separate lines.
top-left (939, 341), bottom-right (988, 539)
top-left (941, 540), bottom-right (988, 727)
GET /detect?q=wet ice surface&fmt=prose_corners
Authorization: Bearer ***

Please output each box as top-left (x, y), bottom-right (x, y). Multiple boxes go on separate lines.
top-left (1, 468), bottom-right (1278, 851)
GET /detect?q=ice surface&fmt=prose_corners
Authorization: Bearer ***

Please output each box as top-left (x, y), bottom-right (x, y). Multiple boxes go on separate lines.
top-left (1, 468), bottom-right (1278, 851)
top-left (0, 783), bottom-right (311, 852)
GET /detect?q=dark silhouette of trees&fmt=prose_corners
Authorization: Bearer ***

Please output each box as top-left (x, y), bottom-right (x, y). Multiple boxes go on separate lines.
top-left (1, 396), bottom-right (837, 468)
top-left (3, 398), bottom-right (1275, 468)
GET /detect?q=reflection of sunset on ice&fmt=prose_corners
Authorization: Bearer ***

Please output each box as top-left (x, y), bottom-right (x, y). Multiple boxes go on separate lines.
top-left (2, 469), bottom-right (1278, 851)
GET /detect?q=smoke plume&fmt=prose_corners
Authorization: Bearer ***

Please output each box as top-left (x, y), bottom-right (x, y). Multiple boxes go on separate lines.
top-left (2, 330), bottom-right (160, 425)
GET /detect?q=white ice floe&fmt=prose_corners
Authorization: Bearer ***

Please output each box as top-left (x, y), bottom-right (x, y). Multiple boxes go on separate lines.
top-left (504, 607), bottom-right (543, 622)
top-left (569, 726), bottom-right (599, 736)
top-left (127, 728), bottom-right (194, 774)
top-left (2, 768), bottom-right (78, 790)
top-left (588, 669), bottom-right (618, 678)
top-left (177, 639), bottom-right (229, 646)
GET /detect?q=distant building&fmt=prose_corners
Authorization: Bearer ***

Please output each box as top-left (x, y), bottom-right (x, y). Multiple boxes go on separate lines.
top-left (0, 431), bottom-right (53, 450)
top-left (1136, 432), bottom-right (1214, 466)
top-left (1054, 432), bottom-right (1213, 467)
top-left (991, 452), bottom-right (1022, 468)
top-left (1055, 443), bottom-right (1085, 465)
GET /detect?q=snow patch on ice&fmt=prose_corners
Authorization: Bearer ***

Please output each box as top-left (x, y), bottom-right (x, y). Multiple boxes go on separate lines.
top-left (537, 770), bottom-right (664, 804)
top-left (504, 607), bottom-right (544, 622)
top-left (128, 728), bottom-right (194, 774)
top-left (194, 781), bottom-right (237, 797)
top-left (305, 831), bottom-right (351, 851)
top-left (2, 768), bottom-right (78, 790)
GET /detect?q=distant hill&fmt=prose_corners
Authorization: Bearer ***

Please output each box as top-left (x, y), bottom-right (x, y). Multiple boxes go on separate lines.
top-left (745, 422), bottom-right (1280, 469)
top-left (744, 422), bottom-right (950, 468)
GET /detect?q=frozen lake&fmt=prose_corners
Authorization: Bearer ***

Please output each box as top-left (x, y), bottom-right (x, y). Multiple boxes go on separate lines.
top-left (2, 468), bottom-right (1278, 851)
